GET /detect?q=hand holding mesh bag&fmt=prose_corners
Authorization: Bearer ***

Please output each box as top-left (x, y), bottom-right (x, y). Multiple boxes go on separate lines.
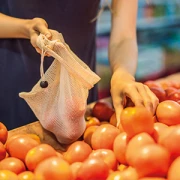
top-left (19, 31), bottom-right (100, 144)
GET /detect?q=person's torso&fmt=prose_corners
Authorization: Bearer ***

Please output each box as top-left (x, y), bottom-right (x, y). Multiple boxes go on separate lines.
top-left (0, 0), bottom-right (100, 129)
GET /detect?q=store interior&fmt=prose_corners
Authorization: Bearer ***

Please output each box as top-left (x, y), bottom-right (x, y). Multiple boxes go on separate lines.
top-left (96, 0), bottom-right (180, 99)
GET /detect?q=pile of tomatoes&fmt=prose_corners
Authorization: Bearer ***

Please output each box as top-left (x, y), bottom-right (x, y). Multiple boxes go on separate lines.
top-left (0, 80), bottom-right (180, 180)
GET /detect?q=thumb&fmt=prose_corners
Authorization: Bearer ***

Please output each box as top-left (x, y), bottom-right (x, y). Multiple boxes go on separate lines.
top-left (112, 96), bottom-right (124, 127)
top-left (37, 25), bottom-right (51, 39)
top-left (34, 19), bottom-right (51, 39)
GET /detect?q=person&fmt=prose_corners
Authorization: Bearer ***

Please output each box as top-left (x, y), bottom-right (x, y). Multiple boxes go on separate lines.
top-left (0, 0), bottom-right (158, 130)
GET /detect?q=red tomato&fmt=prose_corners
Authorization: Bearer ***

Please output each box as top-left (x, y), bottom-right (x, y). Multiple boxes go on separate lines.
top-left (160, 81), bottom-right (173, 90)
top-left (88, 149), bottom-right (118, 170)
top-left (130, 144), bottom-right (170, 178)
top-left (85, 116), bottom-right (100, 129)
top-left (34, 157), bottom-right (72, 180)
top-left (18, 171), bottom-right (35, 180)
top-left (156, 100), bottom-right (180, 125)
top-left (126, 132), bottom-right (155, 166)
top-left (70, 162), bottom-right (82, 180)
top-left (113, 132), bottom-right (128, 165)
top-left (63, 141), bottom-right (92, 164)
top-left (0, 122), bottom-right (8, 144)
top-left (166, 89), bottom-right (180, 102)
top-left (158, 125), bottom-right (180, 162)
top-left (92, 101), bottom-right (115, 122)
top-left (109, 113), bottom-right (117, 127)
top-left (25, 143), bottom-right (57, 171)
top-left (121, 107), bottom-right (154, 139)
top-left (152, 115), bottom-right (158, 123)
top-left (152, 122), bottom-right (168, 142)
top-left (0, 157), bottom-right (26, 174)
top-left (168, 156), bottom-right (180, 180)
top-left (139, 178), bottom-right (167, 180)
top-left (144, 81), bottom-right (162, 88)
top-left (165, 87), bottom-right (177, 97)
top-left (149, 87), bottom-right (166, 102)
top-left (0, 142), bottom-right (6, 161)
top-left (109, 113), bottom-right (125, 132)
top-left (76, 157), bottom-right (110, 180)
top-left (83, 125), bottom-right (99, 147)
top-left (6, 135), bottom-right (40, 162)
top-left (0, 170), bottom-right (18, 180)
top-left (91, 124), bottom-right (120, 150)
top-left (106, 167), bottom-right (138, 180)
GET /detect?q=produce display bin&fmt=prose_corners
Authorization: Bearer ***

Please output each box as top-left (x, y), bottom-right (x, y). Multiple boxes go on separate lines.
top-left (8, 73), bottom-right (180, 150)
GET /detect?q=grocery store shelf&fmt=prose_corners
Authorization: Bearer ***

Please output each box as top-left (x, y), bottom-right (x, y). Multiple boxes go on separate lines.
top-left (137, 15), bottom-right (180, 30)
top-left (96, 10), bottom-right (180, 35)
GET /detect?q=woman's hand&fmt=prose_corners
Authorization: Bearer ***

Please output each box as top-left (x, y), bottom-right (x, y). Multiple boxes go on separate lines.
top-left (27, 18), bottom-right (52, 54)
top-left (110, 69), bottom-right (159, 126)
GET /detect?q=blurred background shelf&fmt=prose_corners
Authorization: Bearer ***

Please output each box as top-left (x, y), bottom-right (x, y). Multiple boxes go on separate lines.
top-left (96, 0), bottom-right (180, 99)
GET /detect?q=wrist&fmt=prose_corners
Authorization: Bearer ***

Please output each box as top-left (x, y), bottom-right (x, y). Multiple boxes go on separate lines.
top-left (112, 68), bottom-right (135, 81)
top-left (19, 19), bottom-right (32, 39)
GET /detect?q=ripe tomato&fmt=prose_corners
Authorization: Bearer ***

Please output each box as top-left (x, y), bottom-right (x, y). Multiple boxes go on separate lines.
top-left (121, 107), bottom-right (154, 139)
top-left (83, 125), bottom-right (99, 147)
top-left (88, 149), bottom-right (118, 170)
top-left (158, 125), bottom-right (180, 162)
top-left (156, 100), bottom-right (180, 125)
top-left (0, 142), bottom-right (6, 161)
top-left (6, 135), bottom-right (40, 162)
top-left (92, 101), bottom-right (115, 122)
top-left (0, 157), bottom-right (26, 174)
top-left (34, 157), bottom-right (72, 180)
top-left (26, 134), bottom-right (41, 144)
top-left (109, 113), bottom-right (125, 131)
top-left (130, 144), bottom-right (170, 178)
top-left (166, 89), bottom-right (180, 102)
top-left (63, 141), bottom-right (92, 164)
top-left (0, 170), bottom-right (18, 180)
top-left (126, 132), bottom-right (155, 166)
top-left (144, 81), bottom-right (162, 88)
top-left (85, 116), bottom-right (100, 129)
top-left (139, 178), bottom-right (167, 180)
top-left (168, 156), bottom-right (180, 180)
top-left (152, 122), bottom-right (168, 142)
top-left (91, 124), bottom-right (120, 150)
top-left (165, 87), bottom-right (177, 97)
top-left (76, 157), bottom-right (110, 180)
top-left (160, 81), bottom-right (173, 90)
top-left (109, 113), bottom-right (117, 127)
top-left (0, 122), bottom-right (8, 144)
top-left (70, 162), bottom-right (82, 180)
top-left (106, 167), bottom-right (138, 180)
top-left (113, 132), bottom-right (128, 165)
top-left (18, 171), bottom-right (35, 180)
top-left (25, 143), bottom-right (58, 171)
top-left (149, 87), bottom-right (166, 102)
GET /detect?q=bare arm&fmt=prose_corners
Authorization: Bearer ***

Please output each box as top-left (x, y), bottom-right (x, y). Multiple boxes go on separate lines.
top-left (108, 0), bottom-right (159, 125)
top-left (109, 0), bottom-right (138, 75)
top-left (0, 13), bottom-right (51, 52)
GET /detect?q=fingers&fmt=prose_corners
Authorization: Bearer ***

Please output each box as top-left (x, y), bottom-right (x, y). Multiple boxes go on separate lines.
top-left (125, 86), bottom-right (145, 107)
top-left (144, 85), bottom-right (159, 114)
top-left (111, 94), bottom-right (124, 127)
top-left (33, 18), bottom-right (51, 39)
top-left (126, 83), bottom-right (159, 115)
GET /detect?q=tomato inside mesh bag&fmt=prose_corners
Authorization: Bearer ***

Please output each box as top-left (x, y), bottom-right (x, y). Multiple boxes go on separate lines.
top-left (19, 31), bottom-right (100, 144)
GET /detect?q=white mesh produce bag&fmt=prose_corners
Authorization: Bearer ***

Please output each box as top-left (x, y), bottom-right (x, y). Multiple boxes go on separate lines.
top-left (19, 31), bottom-right (100, 144)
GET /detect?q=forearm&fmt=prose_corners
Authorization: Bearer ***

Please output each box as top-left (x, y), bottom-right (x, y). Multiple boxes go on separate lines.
top-left (109, 38), bottom-right (138, 77)
top-left (0, 13), bottom-right (30, 39)
top-left (109, 0), bottom-right (138, 77)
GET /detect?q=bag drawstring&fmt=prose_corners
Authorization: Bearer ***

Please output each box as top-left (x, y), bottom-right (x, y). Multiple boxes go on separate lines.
top-left (40, 48), bottom-right (48, 88)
